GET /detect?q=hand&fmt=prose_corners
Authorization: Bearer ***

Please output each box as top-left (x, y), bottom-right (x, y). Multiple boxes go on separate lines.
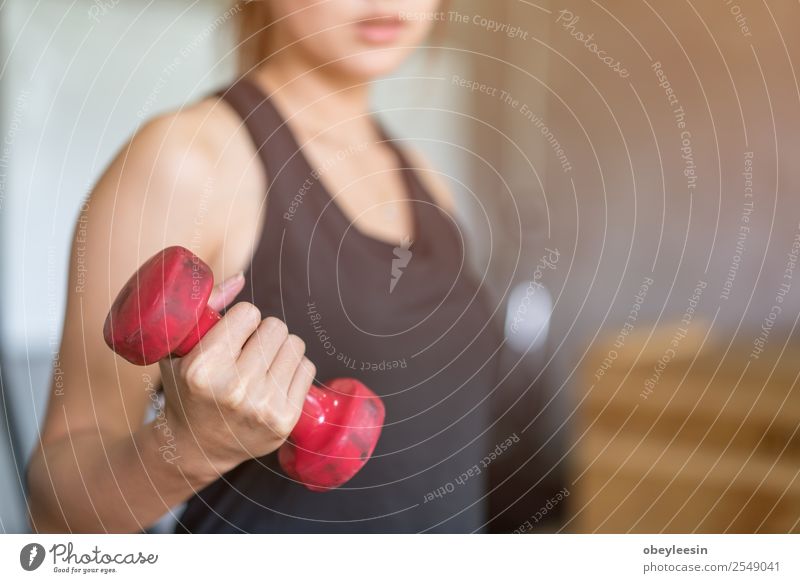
top-left (157, 273), bottom-right (316, 482)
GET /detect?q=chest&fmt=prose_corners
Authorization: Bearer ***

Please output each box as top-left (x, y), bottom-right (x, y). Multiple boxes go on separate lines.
top-left (299, 139), bottom-right (417, 248)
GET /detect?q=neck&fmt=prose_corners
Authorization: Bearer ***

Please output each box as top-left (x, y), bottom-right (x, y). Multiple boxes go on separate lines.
top-left (252, 54), bottom-right (372, 139)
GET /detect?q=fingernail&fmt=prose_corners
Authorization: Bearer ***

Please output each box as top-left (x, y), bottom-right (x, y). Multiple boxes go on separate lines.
top-left (222, 272), bottom-right (244, 289)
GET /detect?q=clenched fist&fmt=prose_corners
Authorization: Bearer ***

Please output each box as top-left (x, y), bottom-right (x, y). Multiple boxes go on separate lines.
top-left (157, 273), bottom-right (315, 482)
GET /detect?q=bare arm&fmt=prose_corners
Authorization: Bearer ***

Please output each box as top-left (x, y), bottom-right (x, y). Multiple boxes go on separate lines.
top-left (26, 104), bottom-right (313, 533)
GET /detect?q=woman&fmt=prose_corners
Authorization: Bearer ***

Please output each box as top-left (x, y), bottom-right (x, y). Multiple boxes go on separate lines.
top-left (27, 0), bottom-right (501, 533)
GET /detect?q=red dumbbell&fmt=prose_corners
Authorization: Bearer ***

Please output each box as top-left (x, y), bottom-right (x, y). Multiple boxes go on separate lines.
top-left (103, 246), bottom-right (384, 492)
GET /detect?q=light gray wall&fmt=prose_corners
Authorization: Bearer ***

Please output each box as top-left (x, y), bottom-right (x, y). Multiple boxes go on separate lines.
top-left (0, 0), bottom-right (238, 533)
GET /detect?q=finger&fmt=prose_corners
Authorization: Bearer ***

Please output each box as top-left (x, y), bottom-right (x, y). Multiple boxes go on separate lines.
top-left (286, 357), bottom-right (315, 414)
top-left (266, 335), bottom-right (306, 395)
top-left (197, 301), bottom-right (261, 361)
top-left (237, 317), bottom-right (288, 377)
top-left (207, 272), bottom-right (245, 312)
top-left (157, 357), bottom-right (180, 397)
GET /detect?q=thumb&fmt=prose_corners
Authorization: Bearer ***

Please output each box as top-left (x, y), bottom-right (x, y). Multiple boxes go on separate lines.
top-left (208, 271), bottom-right (245, 312)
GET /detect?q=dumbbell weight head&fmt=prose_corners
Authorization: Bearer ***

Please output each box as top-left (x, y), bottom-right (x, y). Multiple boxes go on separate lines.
top-left (103, 246), bottom-right (220, 365)
top-left (280, 378), bottom-right (385, 492)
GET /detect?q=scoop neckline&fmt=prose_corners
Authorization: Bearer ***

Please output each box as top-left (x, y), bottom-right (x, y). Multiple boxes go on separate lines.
top-left (241, 77), bottom-right (425, 253)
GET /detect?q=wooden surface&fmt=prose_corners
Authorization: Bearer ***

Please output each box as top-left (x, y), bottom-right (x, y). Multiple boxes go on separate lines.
top-left (569, 324), bottom-right (800, 533)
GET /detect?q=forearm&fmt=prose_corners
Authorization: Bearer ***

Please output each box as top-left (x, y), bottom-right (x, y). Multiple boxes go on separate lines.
top-left (27, 421), bottom-right (216, 533)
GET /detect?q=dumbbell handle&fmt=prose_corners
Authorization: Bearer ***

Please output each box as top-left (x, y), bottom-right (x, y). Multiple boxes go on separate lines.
top-left (172, 306), bottom-right (221, 357)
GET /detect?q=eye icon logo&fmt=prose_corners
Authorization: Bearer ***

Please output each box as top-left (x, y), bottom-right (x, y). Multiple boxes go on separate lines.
top-left (20, 543), bottom-right (46, 571)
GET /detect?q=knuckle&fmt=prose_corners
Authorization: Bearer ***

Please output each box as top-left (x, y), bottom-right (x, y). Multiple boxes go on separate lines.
top-left (302, 357), bottom-right (316, 380)
top-left (261, 317), bottom-right (288, 341)
top-left (254, 399), bottom-right (294, 437)
top-left (180, 357), bottom-right (209, 391)
top-left (232, 302), bottom-right (262, 327)
top-left (221, 378), bottom-right (248, 409)
top-left (285, 334), bottom-right (306, 356)
top-left (270, 411), bottom-right (295, 438)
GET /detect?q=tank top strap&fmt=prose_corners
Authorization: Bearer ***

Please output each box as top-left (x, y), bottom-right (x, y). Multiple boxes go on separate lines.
top-left (215, 77), bottom-right (300, 192)
top-left (373, 122), bottom-right (430, 206)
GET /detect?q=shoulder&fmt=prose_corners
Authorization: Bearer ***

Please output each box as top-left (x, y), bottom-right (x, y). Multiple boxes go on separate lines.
top-left (88, 95), bottom-right (266, 262)
top-left (398, 146), bottom-right (456, 214)
top-left (128, 96), bottom-right (263, 195)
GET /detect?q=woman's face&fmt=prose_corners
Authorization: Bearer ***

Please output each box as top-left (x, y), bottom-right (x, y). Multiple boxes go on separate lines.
top-left (267, 0), bottom-right (443, 80)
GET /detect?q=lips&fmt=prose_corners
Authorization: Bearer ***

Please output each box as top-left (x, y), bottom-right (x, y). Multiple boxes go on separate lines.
top-left (356, 15), bottom-right (405, 44)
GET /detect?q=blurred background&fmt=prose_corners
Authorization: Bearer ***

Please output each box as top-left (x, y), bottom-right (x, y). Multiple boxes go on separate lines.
top-left (1, 0), bottom-right (798, 532)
